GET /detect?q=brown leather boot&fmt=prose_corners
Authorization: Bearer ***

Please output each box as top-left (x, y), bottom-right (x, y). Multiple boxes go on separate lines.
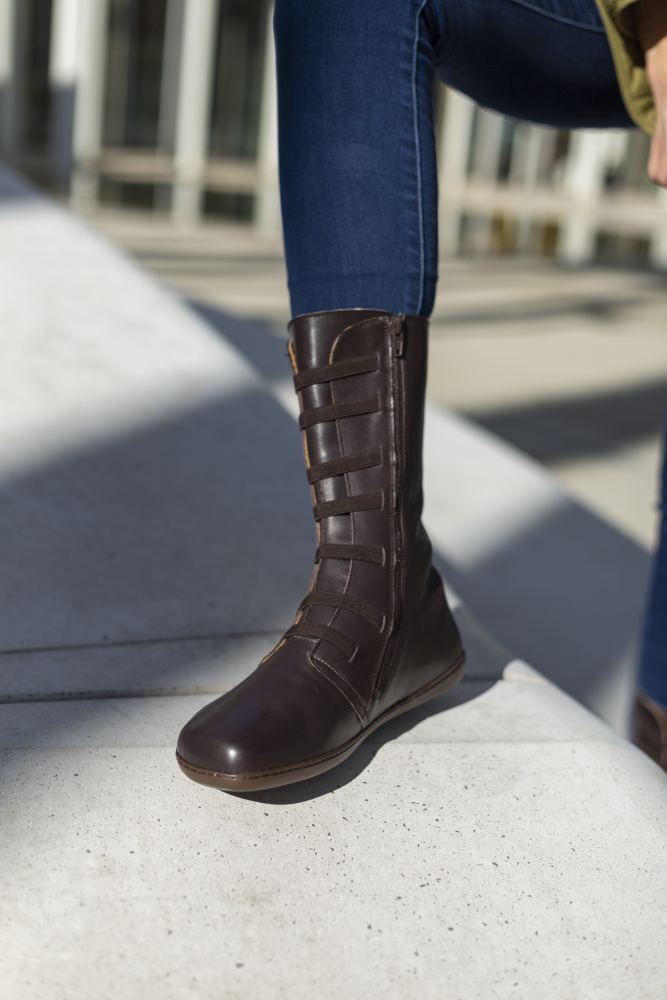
top-left (176, 309), bottom-right (465, 791)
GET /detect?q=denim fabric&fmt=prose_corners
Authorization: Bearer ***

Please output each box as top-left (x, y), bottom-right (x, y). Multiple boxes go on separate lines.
top-left (639, 437), bottom-right (667, 707)
top-left (274, 0), bottom-right (440, 318)
top-left (273, 0), bottom-right (633, 319)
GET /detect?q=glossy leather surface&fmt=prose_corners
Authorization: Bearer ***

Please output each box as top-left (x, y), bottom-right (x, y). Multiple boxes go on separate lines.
top-left (177, 309), bottom-right (463, 780)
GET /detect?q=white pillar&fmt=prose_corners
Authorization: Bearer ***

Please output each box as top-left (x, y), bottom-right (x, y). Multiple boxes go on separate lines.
top-left (0, 0), bottom-right (17, 157)
top-left (70, 0), bottom-right (109, 206)
top-left (557, 130), bottom-right (610, 264)
top-left (49, 0), bottom-right (109, 202)
top-left (172, 0), bottom-right (218, 223)
top-left (509, 124), bottom-right (549, 249)
top-left (466, 107), bottom-right (505, 253)
top-left (155, 0), bottom-right (185, 212)
top-left (437, 88), bottom-right (475, 256)
top-left (650, 188), bottom-right (667, 269)
top-left (254, 1), bottom-right (280, 235)
top-left (49, 0), bottom-right (80, 192)
top-left (158, 0), bottom-right (185, 152)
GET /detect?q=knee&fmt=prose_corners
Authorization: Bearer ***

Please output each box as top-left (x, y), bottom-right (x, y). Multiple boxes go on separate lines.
top-left (273, 1), bottom-right (311, 51)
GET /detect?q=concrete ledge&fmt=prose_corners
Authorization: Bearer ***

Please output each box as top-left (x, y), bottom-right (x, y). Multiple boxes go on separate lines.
top-left (2, 675), bottom-right (665, 1000)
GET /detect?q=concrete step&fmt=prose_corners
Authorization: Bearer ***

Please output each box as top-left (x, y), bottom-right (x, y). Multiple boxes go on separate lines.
top-left (2, 667), bottom-right (665, 1000)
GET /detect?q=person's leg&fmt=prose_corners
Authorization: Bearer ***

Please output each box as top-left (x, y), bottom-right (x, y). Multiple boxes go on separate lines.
top-left (177, 3), bottom-right (465, 791)
top-left (430, 0), bottom-right (633, 129)
top-left (273, 0), bottom-right (441, 317)
top-left (279, 0), bottom-right (661, 712)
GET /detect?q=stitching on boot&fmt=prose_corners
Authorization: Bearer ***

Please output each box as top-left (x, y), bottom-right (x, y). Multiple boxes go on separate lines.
top-left (329, 315), bottom-right (393, 363)
top-left (310, 651), bottom-right (366, 725)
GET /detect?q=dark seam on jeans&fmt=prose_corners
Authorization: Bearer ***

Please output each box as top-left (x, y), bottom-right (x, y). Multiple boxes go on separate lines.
top-left (497, 0), bottom-right (606, 33)
top-left (412, 0), bottom-right (431, 315)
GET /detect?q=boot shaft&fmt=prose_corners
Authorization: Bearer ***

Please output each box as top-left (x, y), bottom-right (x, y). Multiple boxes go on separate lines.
top-left (288, 307), bottom-right (428, 529)
top-left (288, 309), bottom-right (436, 707)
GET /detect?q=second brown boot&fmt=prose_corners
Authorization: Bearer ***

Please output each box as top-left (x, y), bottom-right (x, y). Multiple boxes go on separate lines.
top-left (176, 309), bottom-right (465, 791)
top-left (635, 691), bottom-right (667, 772)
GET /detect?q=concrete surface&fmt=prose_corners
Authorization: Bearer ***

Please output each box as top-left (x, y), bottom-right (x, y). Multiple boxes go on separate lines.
top-left (3, 669), bottom-right (666, 1000)
top-left (1, 173), bottom-right (666, 999)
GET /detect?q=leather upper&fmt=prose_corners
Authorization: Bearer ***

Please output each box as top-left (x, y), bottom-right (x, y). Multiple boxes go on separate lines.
top-left (177, 309), bottom-right (462, 779)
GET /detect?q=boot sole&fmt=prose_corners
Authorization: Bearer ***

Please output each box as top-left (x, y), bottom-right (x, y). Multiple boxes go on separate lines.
top-left (176, 651), bottom-right (466, 793)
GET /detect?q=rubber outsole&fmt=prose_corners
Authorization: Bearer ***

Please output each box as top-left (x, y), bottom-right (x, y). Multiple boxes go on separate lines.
top-left (176, 652), bottom-right (466, 792)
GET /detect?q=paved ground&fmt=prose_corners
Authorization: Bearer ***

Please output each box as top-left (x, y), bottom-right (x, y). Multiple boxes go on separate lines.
top-left (1, 176), bottom-right (666, 999)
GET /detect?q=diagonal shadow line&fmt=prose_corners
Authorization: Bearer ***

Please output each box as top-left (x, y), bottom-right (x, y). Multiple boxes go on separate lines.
top-left (430, 294), bottom-right (654, 329)
top-left (0, 168), bottom-right (37, 205)
top-left (0, 388), bottom-right (313, 651)
top-left (465, 377), bottom-right (667, 465)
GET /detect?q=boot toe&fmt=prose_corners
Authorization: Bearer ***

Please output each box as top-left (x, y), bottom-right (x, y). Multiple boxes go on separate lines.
top-left (176, 657), bottom-right (362, 788)
top-left (176, 702), bottom-right (250, 778)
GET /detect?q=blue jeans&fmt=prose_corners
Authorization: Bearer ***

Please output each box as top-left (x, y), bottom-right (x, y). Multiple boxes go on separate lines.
top-left (274, 0), bottom-right (632, 316)
top-left (640, 435), bottom-right (667, 707)
top-left (273, 0), bottom-right (666, 707)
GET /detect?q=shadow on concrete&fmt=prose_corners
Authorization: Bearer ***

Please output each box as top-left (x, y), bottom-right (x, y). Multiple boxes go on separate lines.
top-left (467, 377), bottom-right (667, 466)
top-left (0, 169), bottom-right (38, 204)
top-left (0, 388), bottom-right (313, 651)
top-left (433, 293), bottom-right (649, 330)
top-left (431, 506), bottom-right (648, 733)
top-left (237, 680), bottom-right (490, 805)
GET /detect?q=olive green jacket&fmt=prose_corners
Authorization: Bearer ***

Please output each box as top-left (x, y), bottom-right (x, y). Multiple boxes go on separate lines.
top-left (595, 0), bottom-right (655, 134)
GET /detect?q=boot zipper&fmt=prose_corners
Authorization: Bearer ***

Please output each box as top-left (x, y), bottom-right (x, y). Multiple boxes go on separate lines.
top-left (374, 316), bottom-right (406, 696)
top-left (393, 313), bottom-right (406, 357)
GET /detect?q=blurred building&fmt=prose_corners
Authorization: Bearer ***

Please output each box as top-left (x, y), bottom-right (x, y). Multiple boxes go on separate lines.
top-left (1, 0), bottom-right (666, 266)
